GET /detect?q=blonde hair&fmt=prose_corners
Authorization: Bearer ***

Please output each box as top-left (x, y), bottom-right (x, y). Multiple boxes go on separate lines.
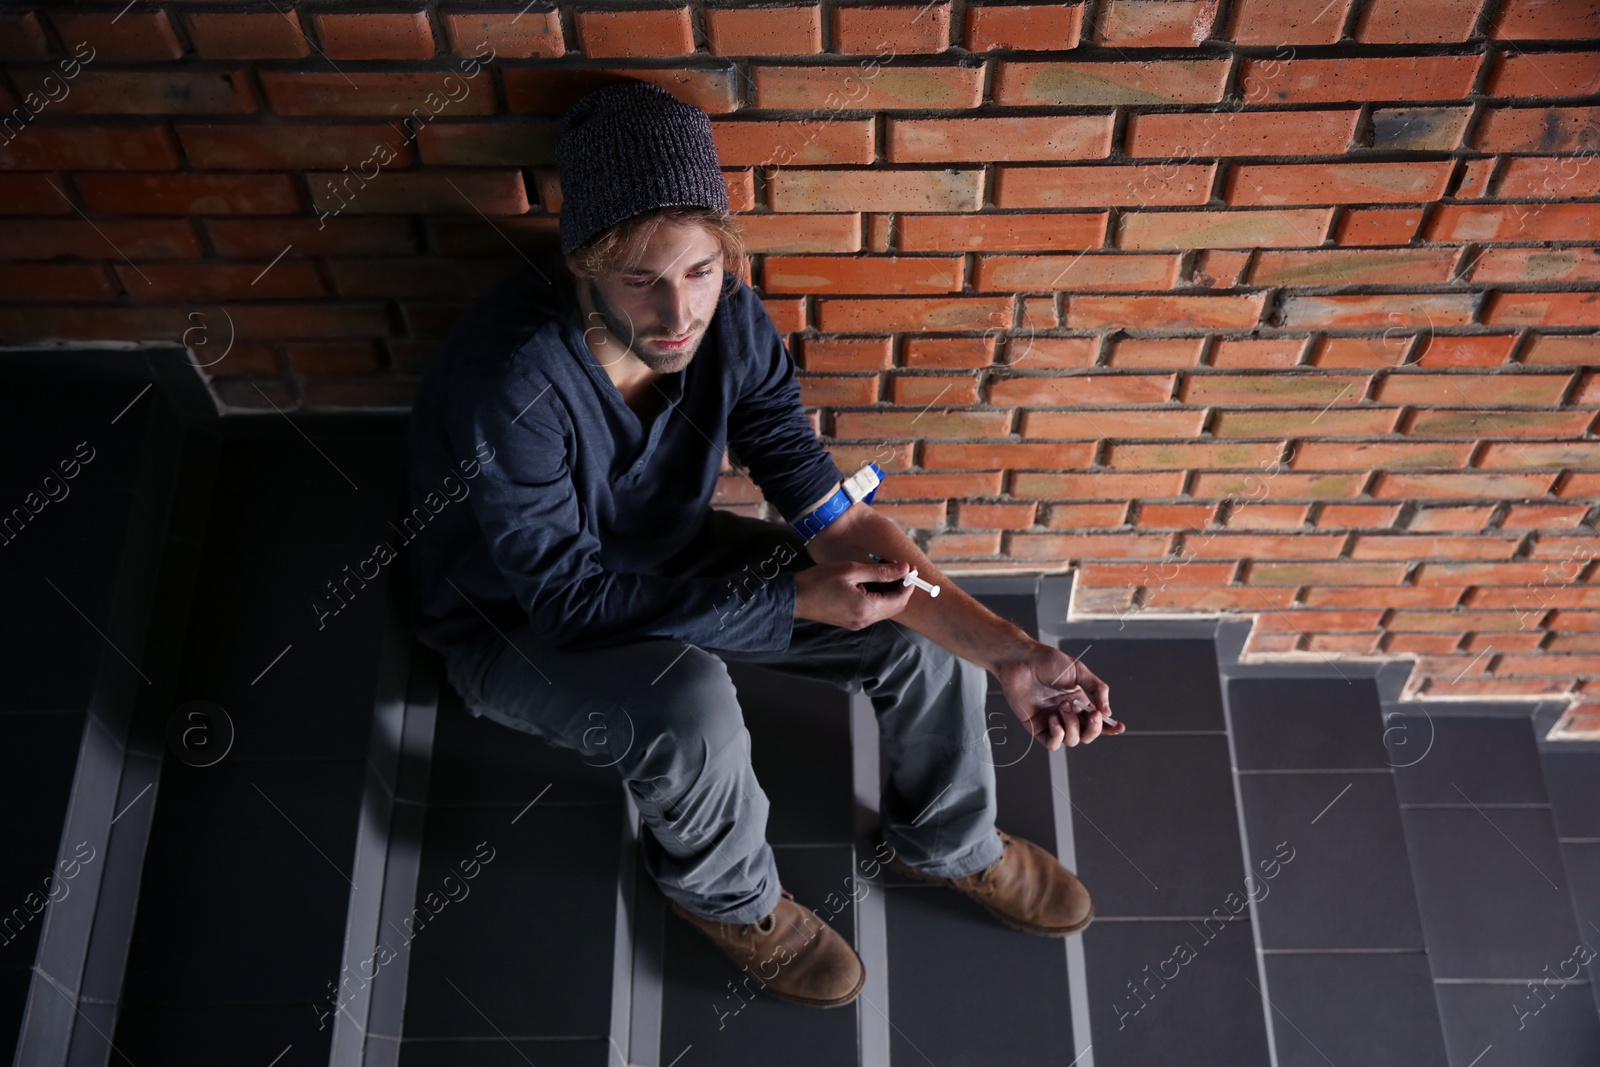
top-left (566, 205), bottom-right (746, 290)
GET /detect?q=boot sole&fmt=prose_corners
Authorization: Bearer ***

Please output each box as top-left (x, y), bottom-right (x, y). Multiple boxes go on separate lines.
top-left (886, 857), bottom-right (1095, 938)
top-left (669, 902), bottom-right (866, 1009)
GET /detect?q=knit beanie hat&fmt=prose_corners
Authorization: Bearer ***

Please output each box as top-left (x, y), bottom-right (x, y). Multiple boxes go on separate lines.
top-left (555, 80), bottom-right (729, 257)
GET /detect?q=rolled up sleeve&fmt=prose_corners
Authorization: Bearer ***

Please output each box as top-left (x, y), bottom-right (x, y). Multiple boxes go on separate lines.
top-left (725, 286), bottom-right (845, 524)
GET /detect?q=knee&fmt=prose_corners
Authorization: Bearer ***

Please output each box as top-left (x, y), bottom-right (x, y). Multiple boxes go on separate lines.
top-left (619, 645), bottom-right (746, 764)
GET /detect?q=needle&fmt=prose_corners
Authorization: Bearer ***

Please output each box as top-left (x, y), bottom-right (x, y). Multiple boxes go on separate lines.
top-left (866, 553), bottom-right (940, 597)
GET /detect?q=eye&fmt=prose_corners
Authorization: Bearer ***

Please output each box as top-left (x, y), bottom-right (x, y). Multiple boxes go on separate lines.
top-left (627, 267), bottom-right (715, 289)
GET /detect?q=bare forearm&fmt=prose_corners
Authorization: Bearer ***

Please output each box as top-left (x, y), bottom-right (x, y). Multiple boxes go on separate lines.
top-left (802, 504), bottom-right (1033, 673)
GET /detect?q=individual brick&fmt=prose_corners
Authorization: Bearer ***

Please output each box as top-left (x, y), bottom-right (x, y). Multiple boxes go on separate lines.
top-left (443, 11), bottom-right (566, 58)
top-left (706, 5), bottom-right (822, 55)
top-left (1189, 249), bottom-right (1250, 288)
top-left (1064, 293), bottom-right (1266, 329)
top-left (1492, 0), bottom-right (1600, 39)
top-left (753, 64), bottom-right (983, 109)
top-left (186, 12), bottom-right (311, 59)
top-left (1286, 441), bottom-right (1472, 470)
top-left (1426, 203), bottom-right (1600, 242)
top-left (1488, 50), bottom-right (1600, 96)
top-left (713, 118), bottom-right (875, 166)
top-left (998, 337), bottom-right (1100, 371)
top-left (1277, 293), bottom-right (1477, 328)
top-left (736, 214), bottom-right (864, 254)
top-left (1123, 110), bottom-right (1358, 157)
top-left (177, 125), bottom-right (416, 170)
top-left (260, 71), bottom-right (497, 117)
top-left (1473, 106), bottom-right (1600, 152)
top-left (964, 3), bottom-right (1084, 50)
top-left (1025, 409), bottom-right (1203, 438)
top-left (833, 2), bottom-right (951, 54)
top-left (816, 295), bottom-right (1013, 332)
top-left (73, 173), bottom-right (301, 215)
top-left (922, 442), bottom-right (1096, 471)
top-left (1105, 337), bottom-right (1205, 367)
top-left (7, 70), bottom-right (256, 115)
top-left (1470, 248), bottom-right (1600, 284)
top-left (0, 126), bottom-right (180, 171)
top-left (0, 12), bottom-right (49, 60)
top-left (1227, 161), bottom-right (1454, 205)
top-left (1119, 208), bottom-right (1332, 249)
top-left (768, 168), bottom-right (982, 212)
top-left (1454, 157), bottom-right (1498, 198)
top-left (1219, 407), bottom-right (1399, 438)
top-left (1240, 55), bottom-right (1482, 103)
top-left (312, 13), bottom-right (435, 59)
top-left (1107, 441), bottom-right (1286, 470)
top-left (895, 212), bottom-right (1108, 251)
top-left (1411, 334), bottom-right (1518, 367)
top-left (761, 254), bottom-right (964, 294)
top-left (1310, 336), bottom-right (1420, 368)
top-left (974, 252), bottom-right (1180, 291)
top-left (0, 219), bottom-right (202, 260)
top-left (1043, 505), bottom-right (1132, 531)
top-left (49, 10), bottom-right (183, 61)
top-left (993, 372), bottom-right (1176, 406)
top-left (1522, 333), bottom-right (1600, 365)
top-left (1481, 291), bottom-right (1600, 327)
top-left (1248, 248), bottom-right (1459, 286)
top-left (994, 163), bottom-right (1215, 207)
top-left (1355, 0), bottom-right (1487, 42)
top-left (415, 121), bottom-right (559, 166)
top-left (505, 68), bottom-right (738, 115)
top-left (117, 261), bottom-right (326, 302)
top-left (1369, 107), bottom-right (1473, 151)
top-left (205, 217), bottom-right (417, 257)
top-left (1334, 207), bottom-right (1422, 245)
top-left (1225, 0), bottom-right (1350, 44)
top-left (1494, 156), bottom-right (1600, 198)
top-left (904, 335), bottom-right (999, 367)
top-left (0, 264), bottom-right (117, 302)
top-left (993, 59), bottom-right (1229, 106)
top-left (305, 169), bottom-right (528, 216)
top-left (1012, 531), bottom-right (1177, 560)
top-left (574, 7), bottom-right (695, 58)
top-left (1094, 1), bottom-right (1218, 46)
top-left (1209, 338), bottom-right (1307, 368)
top-left (802, 375), bottom-right (880, 407)
top-left (1374, 371), bottom-right (1572, 405)
top-left (887, 114), bottom-right (1112, 162)
top-left (1406, 407), bottom-right (1593, 436)
top-left (1184, 375), bottom-right (1369, 409)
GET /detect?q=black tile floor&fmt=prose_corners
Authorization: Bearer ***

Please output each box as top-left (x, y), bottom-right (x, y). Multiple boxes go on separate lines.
top-left (7, 404), bottom-right (1599, 1067)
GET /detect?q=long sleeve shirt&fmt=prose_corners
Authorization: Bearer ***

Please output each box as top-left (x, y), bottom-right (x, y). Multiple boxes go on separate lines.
top-left (404, 255), bottom-right (845, 658)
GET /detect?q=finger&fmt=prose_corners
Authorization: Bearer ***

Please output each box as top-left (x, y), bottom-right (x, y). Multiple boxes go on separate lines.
top-left (1046, 714), bottom-right (1063, 751)
top-left (1079, 709), bottom-right (1103, 744)
top-left (1060, 707), bottom-right (1081, 747)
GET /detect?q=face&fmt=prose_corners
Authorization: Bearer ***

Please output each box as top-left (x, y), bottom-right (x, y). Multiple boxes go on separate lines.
top-left (569, 219), bottom-right (725, 376)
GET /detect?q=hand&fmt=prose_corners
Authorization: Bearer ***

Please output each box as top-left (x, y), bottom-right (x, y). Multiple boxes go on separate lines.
top-left (992, 640), bottom-right (1122, 751)
top-left (794, 559), bottom-right (916, 630)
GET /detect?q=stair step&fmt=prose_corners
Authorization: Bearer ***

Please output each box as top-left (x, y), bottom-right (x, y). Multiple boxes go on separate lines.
top-left (1226, 674), bottom-right (1446, 1066)
top-left (1062, 634), bottom-right (1271, 1067)
top-left (1391, 710), bottom-right (1600, 1065)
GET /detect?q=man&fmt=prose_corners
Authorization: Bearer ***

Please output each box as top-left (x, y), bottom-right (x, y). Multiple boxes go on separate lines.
top-left (405, 80), bottom-right (1122, 1010)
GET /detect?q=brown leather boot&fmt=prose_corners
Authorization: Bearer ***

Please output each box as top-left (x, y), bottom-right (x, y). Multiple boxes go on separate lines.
top-left (887, 829), bottom-right (1094, 937)
top-left (670, 887), bottom-right (865, 1008)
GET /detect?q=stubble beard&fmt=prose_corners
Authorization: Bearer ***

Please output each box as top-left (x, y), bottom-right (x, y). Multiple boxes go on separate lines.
top-left (587, 280), bottom-right (698, 374)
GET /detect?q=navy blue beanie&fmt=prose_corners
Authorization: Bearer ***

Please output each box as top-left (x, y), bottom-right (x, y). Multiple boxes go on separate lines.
top-left (555, 80), bottom-right (729, 257)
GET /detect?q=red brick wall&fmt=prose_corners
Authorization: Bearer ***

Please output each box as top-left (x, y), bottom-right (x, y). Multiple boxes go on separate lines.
top-left (1, 1), bottom-right (1597, 710)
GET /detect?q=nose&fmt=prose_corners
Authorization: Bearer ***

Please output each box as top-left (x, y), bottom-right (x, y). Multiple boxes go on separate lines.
top-left (657, 282), bottom-right (693, 337)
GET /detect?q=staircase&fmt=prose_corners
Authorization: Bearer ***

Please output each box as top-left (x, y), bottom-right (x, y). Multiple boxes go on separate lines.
top-left (4, 351), bottom-right (1598, 1066)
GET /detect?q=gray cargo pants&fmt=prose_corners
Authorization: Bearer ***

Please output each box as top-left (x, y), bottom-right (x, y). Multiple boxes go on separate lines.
top-left (438, 509), bottom-right (1005, 925)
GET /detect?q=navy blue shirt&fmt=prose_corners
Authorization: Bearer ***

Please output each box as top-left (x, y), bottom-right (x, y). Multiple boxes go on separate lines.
top-left (405, 256), bottom-right (845, 657)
